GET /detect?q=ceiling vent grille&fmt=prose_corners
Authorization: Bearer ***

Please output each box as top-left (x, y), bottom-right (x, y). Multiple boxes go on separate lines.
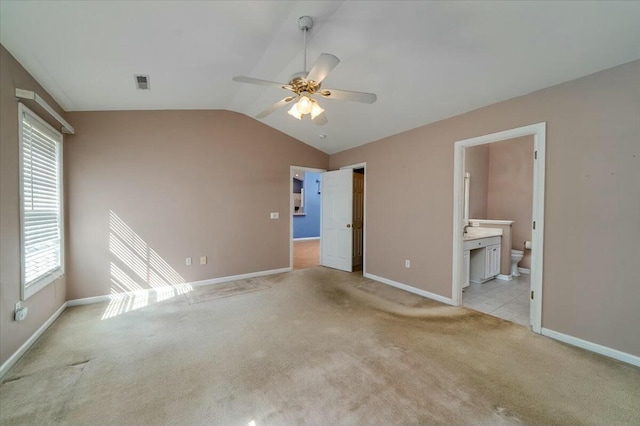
top-left (135, 75), bottom-right (150, 90)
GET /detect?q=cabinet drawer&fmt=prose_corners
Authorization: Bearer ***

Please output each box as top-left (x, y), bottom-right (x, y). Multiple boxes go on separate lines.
top-left (463, 236), bottom-right (501, 251)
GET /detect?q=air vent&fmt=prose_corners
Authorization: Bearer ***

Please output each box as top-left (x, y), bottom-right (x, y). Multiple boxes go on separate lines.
top-left (135, 75), bottom-right (150, 90)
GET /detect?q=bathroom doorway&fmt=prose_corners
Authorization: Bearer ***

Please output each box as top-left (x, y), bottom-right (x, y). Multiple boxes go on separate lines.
top-left (462, 137), bottom-right (534, 326)
top-left (290, 166), bottom-right (325, 270)
top-left (451, 123), bottom-right (546, 333)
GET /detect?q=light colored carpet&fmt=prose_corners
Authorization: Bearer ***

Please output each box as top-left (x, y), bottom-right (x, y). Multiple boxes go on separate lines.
top-left (185, 278), bottom-right (270, 305)
top-left (293, 239), bottom-right (319, 270)
top-left (1, 267), bottom-right (639, 425)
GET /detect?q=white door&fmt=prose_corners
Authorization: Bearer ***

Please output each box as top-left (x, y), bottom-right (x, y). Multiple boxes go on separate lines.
top-left (321, 169), bottom-right (353, 271)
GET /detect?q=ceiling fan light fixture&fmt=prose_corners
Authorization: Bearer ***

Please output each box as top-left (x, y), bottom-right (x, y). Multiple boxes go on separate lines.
top-left (310, 100), bottom-right (324, 120)
top-left (297, 95), bottom-right (313, 115)
top-left (287, 103), bottom-right (302, 120)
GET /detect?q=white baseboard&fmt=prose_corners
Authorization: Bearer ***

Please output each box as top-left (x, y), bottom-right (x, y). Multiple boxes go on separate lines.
top-left (67, 267), bottom-right (293, 306)
top-left (189, 267), bottom-right (292, 288)
top-left (518, 267), bottom-right (531, 274)
top-left (293, 237), bottom-right (320, 241)
top-left (67, 294), bottom-right (111, 306)
top-left (497, 274), bottom-right (513, 281)
top-left (541, 328), bottom-right (640, 367)
top-left (0, 302), bottom-right (68, 379)
top-left (364, 273), bottom-right (454, 306)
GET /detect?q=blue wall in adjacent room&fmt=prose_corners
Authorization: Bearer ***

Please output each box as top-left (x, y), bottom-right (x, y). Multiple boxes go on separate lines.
top-left (293, 172), bottom-right (321, 239)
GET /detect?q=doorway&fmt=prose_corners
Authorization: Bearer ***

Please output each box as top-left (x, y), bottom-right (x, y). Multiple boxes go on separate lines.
top-left (290, 166), bottom-right (325, 270)
top-left (452, 123), bottom-right (546, 333)
top-left (316, 163), bottom-right (367, 274)
top-left (352, 168), bottom-right (365, 271)
top-left (461, 137), bottom-right (534, 326)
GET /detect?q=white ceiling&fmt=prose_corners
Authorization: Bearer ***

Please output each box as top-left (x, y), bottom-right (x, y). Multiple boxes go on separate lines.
top-left (2, 1), bottom-right (639, 154)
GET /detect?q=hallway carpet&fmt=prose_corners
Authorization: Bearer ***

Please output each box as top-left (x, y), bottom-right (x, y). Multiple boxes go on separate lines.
top-left (1, 267), bottom-right (638, 425)
top-left (293, 239), bottom-right (320, 270)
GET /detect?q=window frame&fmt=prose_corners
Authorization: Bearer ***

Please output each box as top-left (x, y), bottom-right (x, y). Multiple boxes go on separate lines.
top-left (18, 103), bottom-right (65, 300)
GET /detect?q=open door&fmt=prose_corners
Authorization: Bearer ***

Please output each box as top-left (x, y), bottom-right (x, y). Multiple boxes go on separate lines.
top-left (352, 171), bottom-right (364, 269)
top-left (321, 169), bottom-right (353, 271)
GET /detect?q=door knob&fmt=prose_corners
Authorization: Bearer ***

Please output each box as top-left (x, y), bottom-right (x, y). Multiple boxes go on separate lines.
top-left (346, 224), bottom-right (351, 228)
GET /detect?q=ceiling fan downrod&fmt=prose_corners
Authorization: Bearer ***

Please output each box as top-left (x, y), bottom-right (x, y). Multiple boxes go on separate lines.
top-left (298, 16), bottom-right (313, 73)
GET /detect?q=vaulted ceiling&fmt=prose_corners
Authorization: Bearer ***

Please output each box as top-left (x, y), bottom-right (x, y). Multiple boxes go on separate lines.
top-left (2, 1), bottom-right (639, 154)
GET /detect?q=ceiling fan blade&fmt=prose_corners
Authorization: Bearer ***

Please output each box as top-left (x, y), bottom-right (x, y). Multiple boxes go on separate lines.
top-left (306, 53), bottom-right (340, 84)
top-left (319, 88), bottom-right (377, 104)
top-left (313, 112), bottom-right (328, 126)
top-left (255, 96), bottom-right (295, 119)
top-left (233, 76), bottom-right (291, 90)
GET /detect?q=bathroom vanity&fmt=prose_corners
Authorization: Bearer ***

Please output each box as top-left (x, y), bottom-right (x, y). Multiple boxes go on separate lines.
top-left (462, 228), bottom-right (502, 288)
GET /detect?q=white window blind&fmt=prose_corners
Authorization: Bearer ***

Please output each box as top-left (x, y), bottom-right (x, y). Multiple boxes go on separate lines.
top-left (19, 104), bottom-right (64, 299)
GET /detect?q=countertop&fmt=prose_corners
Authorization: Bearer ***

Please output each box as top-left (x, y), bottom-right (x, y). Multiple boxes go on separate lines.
top-left (463, 227), bottom-right (503, 241)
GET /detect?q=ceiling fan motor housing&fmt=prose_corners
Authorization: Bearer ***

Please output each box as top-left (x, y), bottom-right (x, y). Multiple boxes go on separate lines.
top-left (298, 16), bottom-right (313, 31)
top-left (289, 75), bottom-right (320, 95)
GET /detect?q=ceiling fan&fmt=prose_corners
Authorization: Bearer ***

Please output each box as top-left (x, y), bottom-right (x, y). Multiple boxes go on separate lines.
top-left (233, 16), bottom-right (377, 125)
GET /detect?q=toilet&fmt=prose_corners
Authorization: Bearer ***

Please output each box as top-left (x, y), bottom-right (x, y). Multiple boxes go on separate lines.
top-left (510, 250), bottom-right (524, 277)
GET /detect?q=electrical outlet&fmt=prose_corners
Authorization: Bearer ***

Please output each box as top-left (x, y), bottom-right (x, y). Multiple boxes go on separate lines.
top-left (200, 256), bottom-right (207, 265)
top-left (185, 257), bottom-right (192, 266)
top-left (15, 306), bottom-right (28, 321)
top-left (405, 259), bottom-right (411, 268)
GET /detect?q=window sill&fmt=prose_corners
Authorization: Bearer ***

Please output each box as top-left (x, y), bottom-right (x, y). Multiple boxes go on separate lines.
top-left (23, 271), bottom-right (63, 300)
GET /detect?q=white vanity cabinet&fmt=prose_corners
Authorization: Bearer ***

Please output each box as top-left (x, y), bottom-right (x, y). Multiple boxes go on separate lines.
top-left (485, 244), bottom-right (501, 278)
top-left (464, 236), bottom-right (501, 284)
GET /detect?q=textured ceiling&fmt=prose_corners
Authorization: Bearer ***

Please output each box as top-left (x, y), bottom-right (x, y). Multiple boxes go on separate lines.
top-left (2, 1), bottom-right (639, 154)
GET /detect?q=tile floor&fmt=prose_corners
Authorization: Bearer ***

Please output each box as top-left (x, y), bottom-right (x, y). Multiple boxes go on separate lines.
top-left (463, 274), bottom-right (530, 326)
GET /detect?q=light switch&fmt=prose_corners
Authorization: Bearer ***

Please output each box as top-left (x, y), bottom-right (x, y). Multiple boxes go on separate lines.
top-left (270, 212), bottom-right (279, 219)
top-left (200, 256), bottom-right (207, 265)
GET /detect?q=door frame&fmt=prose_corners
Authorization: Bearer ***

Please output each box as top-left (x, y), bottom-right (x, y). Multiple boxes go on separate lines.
top-left (289, 165), bottom-right (326, 270)
top-left (340, 162), bottom-right (367, 276)
top-left (451, 123), bottom-right (546, 333)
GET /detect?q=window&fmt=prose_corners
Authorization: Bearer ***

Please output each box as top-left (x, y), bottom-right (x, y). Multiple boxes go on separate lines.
top-left (19, 104), bottom-right (64, 300)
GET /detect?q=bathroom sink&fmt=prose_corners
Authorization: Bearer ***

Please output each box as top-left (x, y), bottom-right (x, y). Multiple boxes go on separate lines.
top-left (463, 227), bottom-right (502, 241)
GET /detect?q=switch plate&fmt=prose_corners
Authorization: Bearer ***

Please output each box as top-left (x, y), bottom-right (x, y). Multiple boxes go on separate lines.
top-left (186, 257), bottom-right (192, 266)
top-left (200, 256), bottom-right (207, 265)
top-left (405, 259), bottom-right (411, 268)
top-left (270, 212), bottom-right (279, 219)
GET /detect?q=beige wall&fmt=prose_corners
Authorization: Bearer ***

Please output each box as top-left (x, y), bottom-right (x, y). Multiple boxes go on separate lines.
top-left (65, 110), bottom-right (328, 300)
top-left (330, 60), bottom-right (640, 356)
top-left (486, 136), bottom-right (534, 268)
top-left (465, 144), bottom-right (489, 219)
top-left (0, 46), bottom-right (67, 366)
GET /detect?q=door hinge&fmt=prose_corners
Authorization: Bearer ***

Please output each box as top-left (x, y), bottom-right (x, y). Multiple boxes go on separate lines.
top-left (531, 291), bottom-right (534, 300)
top-left (533, 221), bottom-right (536, 230)
top-left (534, 150), bottom-right (538, 160)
